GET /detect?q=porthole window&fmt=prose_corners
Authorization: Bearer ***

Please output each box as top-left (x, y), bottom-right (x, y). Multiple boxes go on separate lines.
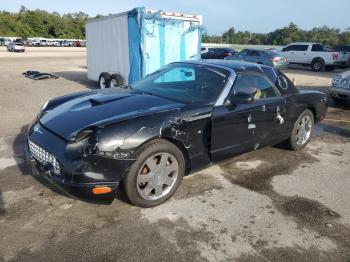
top-left (278, 75), bottom-right (289, 90)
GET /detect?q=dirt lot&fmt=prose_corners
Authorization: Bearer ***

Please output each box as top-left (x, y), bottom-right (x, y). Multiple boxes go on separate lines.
top-left (0, 47), bottom-right (350, 262)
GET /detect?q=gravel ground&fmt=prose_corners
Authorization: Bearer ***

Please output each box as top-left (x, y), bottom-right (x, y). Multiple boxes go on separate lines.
top-left (0, 47), bottom-right (350, 262)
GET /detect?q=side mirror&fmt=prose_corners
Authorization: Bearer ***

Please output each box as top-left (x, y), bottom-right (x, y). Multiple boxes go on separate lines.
top-left (227, 92), bottom-right (255, 105)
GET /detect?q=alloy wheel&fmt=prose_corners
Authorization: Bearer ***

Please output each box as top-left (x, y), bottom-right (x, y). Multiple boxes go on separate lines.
top-left (137, 152), bottom-right (179, 201)
top-left (295, 115), bottom-right (312, 146)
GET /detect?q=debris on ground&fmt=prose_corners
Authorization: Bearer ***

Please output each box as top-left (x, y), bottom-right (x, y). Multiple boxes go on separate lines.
top-left (325, 223), bottom-right (333, 228)
top-left (23, 71), bottom-right (59, 80)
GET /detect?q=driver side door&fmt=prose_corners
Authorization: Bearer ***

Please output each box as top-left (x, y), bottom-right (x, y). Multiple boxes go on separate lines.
top-left (211, 72), bottom-right (286, 162)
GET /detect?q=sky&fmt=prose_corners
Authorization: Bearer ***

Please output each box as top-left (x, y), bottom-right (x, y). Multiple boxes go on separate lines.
top-left (1, 0), bottom-right (349, 34)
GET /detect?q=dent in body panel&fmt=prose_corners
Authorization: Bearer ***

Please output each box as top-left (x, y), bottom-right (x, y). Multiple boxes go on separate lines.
top-left (95, 107), bottom-right (213, 170)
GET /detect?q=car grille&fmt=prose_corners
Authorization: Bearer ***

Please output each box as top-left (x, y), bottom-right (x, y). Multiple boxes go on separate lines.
top-left (28, 139), bottom-right (61, 176)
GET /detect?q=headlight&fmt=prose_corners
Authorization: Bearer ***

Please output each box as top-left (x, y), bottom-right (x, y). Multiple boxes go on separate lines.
top-left (332, 75), bottom-right (349, 88)
top-left (75, 127), bottom-right (98, 143)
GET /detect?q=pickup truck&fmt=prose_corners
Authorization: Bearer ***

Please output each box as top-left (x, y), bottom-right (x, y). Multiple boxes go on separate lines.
top-left (281, 42), bottom-right (348, 72)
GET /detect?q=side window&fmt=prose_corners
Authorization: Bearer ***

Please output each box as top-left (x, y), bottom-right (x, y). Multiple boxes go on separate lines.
top-left (238, 50), bottom-right (248, 57)
top-left (155, 67), bottom-right (195, 83)
top-left (296, 45), bottom-right (308, 51)
top-left (311, 44), bottom-right (324, 52)
top-left (250, 50), bottom-right (260, 56)
top-left (233, 73), bottom-right (280, 100)
top-left (285, 45), bottom-right (296, 51)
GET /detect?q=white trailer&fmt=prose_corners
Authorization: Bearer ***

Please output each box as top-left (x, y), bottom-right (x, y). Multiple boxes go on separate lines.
top-left (86, 7), bottom-right (202, 88)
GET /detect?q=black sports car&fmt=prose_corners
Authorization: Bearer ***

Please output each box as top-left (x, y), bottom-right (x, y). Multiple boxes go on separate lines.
top-left (25, 61), bottom-right (327, 207)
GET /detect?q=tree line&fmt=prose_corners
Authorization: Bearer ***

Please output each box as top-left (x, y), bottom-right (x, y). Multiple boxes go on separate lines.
top-left (1, 6), bottom-right (349, 46)
top-left (203, 22), bottom-right (350, 46)
top-left (0, 6), bottom-right (100, 39)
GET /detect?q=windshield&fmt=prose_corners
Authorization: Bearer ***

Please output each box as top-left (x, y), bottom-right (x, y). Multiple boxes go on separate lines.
top-left (131, 63), bottom-right (230, 105)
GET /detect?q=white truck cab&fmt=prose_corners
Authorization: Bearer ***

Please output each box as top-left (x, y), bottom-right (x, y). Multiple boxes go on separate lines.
top-left (281, 42), bottom-right (348, 71)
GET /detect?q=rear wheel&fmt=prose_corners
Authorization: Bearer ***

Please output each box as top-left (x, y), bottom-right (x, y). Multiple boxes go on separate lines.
top-left (98, 73), bottom-right (110, 89)
top-left (123, 139), bottom-right (185, 207)
top-left (286, 110), bottom-right (314, 151)
top-left (311, 59), bottom-right (324, 72)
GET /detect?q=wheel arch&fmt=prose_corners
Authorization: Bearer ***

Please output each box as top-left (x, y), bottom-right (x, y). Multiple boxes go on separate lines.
top-left (307, 106), bottom-right (317, 121)
top-left (134, 136), bottom-right (192, 175)
top-left (311, 57), bottom-right (325, 64)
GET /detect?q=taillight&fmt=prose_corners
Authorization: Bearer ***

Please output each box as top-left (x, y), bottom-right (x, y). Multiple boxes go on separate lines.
top-left (274, 57), bottom-right (280, 63)
top-left (332, 53), bottom-right (338, 60)
top-left (224, 52), bottom-right (230, 56)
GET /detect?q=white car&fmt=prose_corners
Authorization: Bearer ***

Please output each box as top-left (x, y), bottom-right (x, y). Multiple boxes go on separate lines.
top-left (7, 42), bottom-right (25, 52)
top-left (281, 42), bottom-right (348, 71)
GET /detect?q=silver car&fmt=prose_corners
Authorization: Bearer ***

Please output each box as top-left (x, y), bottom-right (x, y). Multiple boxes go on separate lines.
top-left (7, 42), bottom-right (25, 52)
top-left (330, 71), bottom-right (350, 103)
top-left (225, 48), bottom-right (289, 70)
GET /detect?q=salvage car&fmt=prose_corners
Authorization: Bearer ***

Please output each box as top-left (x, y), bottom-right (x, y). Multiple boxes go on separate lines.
top-left (330, 70), bottom-right (350, 103)
top-left (225, 48), bottom-right (289, 69)
top-left (25, 61), bottom-right (327, 207)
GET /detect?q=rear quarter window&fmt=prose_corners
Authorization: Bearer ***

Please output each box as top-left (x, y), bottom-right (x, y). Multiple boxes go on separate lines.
top-left (262, 67), bottom-right (298, 95)
top-left (311, 44), bottom-right (326, 52)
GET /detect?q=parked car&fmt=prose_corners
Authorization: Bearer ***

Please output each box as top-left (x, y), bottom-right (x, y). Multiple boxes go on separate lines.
top-left (201, 47), bottom-right (237, 59)
top-left (25, 60), bottom-right (327, 207)
top-left (225, 48), bottom-right (289, 69)
top-left (281, 42), bottom-right (348, 72)
top-left (4, 39), bottom-right (12, 46)
top-left (39, 40), bottom-right (48, 46)
top-left (330, 70), bottom-right (350, 103)
top-left (7, 42), bottom-right (25, 52)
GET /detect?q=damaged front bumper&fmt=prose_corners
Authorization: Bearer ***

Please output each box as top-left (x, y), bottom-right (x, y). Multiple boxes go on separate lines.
top-left (25, 123), bottom-right (134, 201)
top-left (24, 146), bottom-right (119, 199)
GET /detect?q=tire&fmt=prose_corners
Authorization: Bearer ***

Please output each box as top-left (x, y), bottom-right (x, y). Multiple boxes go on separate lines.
top-left (286, 109), bottom-right (314, 151)
top-left (98, 73), bottom-right (110, 89)
top-left (109, 74), bottom-right (124, 88)
top-left (123, 139), bottom-right (185, 207)
top-left (311, 59), bottom-right (324, 72)
top-left (325, 65), bottom-right (335, 72)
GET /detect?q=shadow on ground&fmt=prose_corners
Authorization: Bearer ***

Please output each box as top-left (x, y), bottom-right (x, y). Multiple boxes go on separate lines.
top-left (55, 71), bottom-right (97, 90)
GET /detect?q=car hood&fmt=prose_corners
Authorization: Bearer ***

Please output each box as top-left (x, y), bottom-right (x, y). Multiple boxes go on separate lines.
top-left (40, 89), bottom-right (184, 141)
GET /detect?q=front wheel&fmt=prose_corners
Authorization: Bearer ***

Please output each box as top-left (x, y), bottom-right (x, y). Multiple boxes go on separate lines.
top-left (123, 139), bottom-right (185, 207)
top-left (286, 109), bottom-right (314, 151)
